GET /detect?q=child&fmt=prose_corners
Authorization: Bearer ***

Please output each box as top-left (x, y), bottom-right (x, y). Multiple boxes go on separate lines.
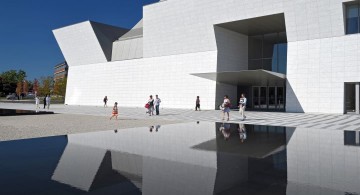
top-left (110, 102), bottom-right (118, 120)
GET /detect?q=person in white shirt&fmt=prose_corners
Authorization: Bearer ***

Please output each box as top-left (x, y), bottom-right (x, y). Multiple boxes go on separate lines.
top-left (35, 96), bottom-right (40, 112)
top-left (154, 95), bottom-right (161, 115)
top-left (222, 95), bottom-right (231, 121)
top-left (238, 123), bottom-right (247, 143)
top-left (46, 95), bottom-right (51, 110)
top-left (239, 93), bottom-right (247, 121)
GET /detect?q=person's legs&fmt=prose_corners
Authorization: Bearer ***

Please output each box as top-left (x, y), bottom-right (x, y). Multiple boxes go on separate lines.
top-left (199, 104), bottom-right (200, 111)
top-left (239, 107), bottom-right (243, 119)
top-left (243, 107), bottom-right (246, 119)
top-left (156, 105), bottom-right (159, 115)
top-left (227, 112), bottom-right (230, 121)
top-left (195, 104), bottom-right (198, 111)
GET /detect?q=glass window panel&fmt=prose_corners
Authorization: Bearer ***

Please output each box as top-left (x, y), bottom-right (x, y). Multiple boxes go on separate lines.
top-left (278, 32), bottom-right (287, 43)
top-left (248, 59), bottom-right (262, 70)
top-left (346, 18), bottom-right (359, 34)
top-left (344, 131), bottom-right (356, 146)
top-left (253, 87), bottom-right (259, 108)
top-left (277, 87), bottom-right (284, 109)
top-left (278, 43), bottom-right (287, 74)
top-left (248, 35), bottom-right (263, 59)
top-left (260, 87), bottom-right (267, 109)
top-left (262, 59), bottom-right (272, 71)
top-left (263, 33), bottom-right (277, 58)
top-left (347, 4), bottom-right (359, 18)
top-left (268, 87), bottom-right (276, 109)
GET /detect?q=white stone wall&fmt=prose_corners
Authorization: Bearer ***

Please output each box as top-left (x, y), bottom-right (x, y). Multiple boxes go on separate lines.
top-left (142, 0), bottom-right (360, 113)
top-left (111, 37), bottom-right (143, 61)
top-left (214, 26), bottom-right (248, 72)
top-left (57, 0), bottom-right (360, 113)
top-left (53, 21), bottom-right (108, 66)
top-left (287, 34), bottom-right (360, 113)
top-left (65, 51), bottom-right (218, 109)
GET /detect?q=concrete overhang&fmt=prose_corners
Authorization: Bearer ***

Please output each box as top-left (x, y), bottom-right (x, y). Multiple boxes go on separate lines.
top-left (216, 13), bottom-right (286, 36)
top-left (191, 69), bottom-right (286, 86)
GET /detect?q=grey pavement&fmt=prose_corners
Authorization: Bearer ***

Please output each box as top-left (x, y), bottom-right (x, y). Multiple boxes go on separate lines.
top-left (1, 102), bottom-right (360, 131)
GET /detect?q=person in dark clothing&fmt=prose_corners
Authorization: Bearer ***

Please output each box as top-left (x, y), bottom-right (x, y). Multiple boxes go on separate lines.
top-left (103, 96), bottom-right (108, 107)
top-left (195, 96), bottom-right (200, 111)
top-left (43, 95), bottom-right (47, 109)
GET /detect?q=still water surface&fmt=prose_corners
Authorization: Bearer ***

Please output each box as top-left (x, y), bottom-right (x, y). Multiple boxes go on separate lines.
top-left (0, 122), bottom-right (359, 195)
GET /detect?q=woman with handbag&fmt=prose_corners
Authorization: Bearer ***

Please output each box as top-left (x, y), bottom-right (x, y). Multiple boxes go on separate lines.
top-left (222, 95), bottom-right (231, 121)
top-left (147, 95), bottom-right (154, 116)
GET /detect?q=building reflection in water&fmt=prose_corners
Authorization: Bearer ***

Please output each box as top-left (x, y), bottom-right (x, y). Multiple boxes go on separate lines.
top-left (45, 122), bottom-right (360, 194)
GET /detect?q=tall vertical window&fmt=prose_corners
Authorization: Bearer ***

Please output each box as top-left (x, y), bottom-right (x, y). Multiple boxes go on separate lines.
top-left (346, 1), bottom-right (360, 34)
top-left (248, 32), bottom-right (287, 74)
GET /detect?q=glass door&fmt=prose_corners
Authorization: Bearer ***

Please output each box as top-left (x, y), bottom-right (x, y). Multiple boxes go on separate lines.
top-left (260, 87), bottom-right (267, 109)
top-left (277, 87), bottom-right (284, 110)
top-left (269, 87), bottom-right (276, 109)
top-left (253, 87), bottom-right (260, 109)
top-left (345, 83), bottom-right (356, 113)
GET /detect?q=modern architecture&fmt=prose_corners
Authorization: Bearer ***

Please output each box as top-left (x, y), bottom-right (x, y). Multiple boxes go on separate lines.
top-left (53, 0), bottom-right (360, 114)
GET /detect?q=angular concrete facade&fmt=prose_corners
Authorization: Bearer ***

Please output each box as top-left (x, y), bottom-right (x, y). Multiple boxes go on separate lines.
top-left (54, 0), bottom-right (360, 114)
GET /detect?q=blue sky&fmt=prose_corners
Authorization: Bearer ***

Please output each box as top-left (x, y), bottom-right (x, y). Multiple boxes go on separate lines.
top-left (0, 0), bottom-right (158, 80)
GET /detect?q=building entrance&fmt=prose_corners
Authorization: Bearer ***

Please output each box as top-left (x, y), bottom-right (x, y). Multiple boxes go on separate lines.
top-left (252, 86), bottom-right (284, 111)
top-left (345, 82), bottom-right (360, 114)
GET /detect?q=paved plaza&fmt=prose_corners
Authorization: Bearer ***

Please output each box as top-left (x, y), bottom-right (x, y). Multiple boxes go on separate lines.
top-left (1, 102), bottom-right (360, 139)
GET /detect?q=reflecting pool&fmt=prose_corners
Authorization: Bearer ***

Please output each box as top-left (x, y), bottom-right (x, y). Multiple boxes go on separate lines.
top-left (0, 108), bottom-right (54, 116)
top-left (0, 122), bottom-right (359, 194)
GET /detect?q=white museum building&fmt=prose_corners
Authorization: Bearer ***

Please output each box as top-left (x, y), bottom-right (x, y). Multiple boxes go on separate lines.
top-left (53, 0), bottom-right (360, 114)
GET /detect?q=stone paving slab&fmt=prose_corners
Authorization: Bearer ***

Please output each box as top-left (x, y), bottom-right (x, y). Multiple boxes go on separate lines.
top-left (0, 113), bottom-right (184, 141)
top-left (1, 102), bottom-right (360, 142)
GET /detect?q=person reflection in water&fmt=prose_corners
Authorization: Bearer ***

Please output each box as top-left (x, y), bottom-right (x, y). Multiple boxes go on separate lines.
top-left (155, 125), bottom-right (161, 132)
top-left (219, 123), bottom-right (231, 140)
top-left (238, 123), bottom-right (247, 143)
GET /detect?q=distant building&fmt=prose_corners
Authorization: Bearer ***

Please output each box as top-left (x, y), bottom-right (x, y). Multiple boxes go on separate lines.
top-left (54, 61), bottom-right (68, 82)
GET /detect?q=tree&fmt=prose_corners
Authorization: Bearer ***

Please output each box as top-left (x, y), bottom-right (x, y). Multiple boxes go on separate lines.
top-left (16, 81), bottom-right (22, 99)
top-left (33, 79), bottom-right (39, 95)
top-left (0, 77), bottom-right (3, 96)
top-left (0, 69), bottom-right (27, 95)
top-left (38, 76), bottom-right (53, 96)
top-left (23, 81), bottom-right (28, 95)
top-left (54, 77), bottom-right (67, 96)
top-left (0, 69), bottom-right (26, 84)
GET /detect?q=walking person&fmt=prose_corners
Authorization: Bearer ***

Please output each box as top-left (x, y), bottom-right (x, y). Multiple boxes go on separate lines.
top-left (238, 123), bottom-right (247, 143)
top-left (103, 96), bottom-right (108, 107)
top-left (110, 102), bottom-right (118, 120)
top-left (43, 95), bottom-right (47, 109)
top-left (154, 95), bottom-right (161, 115)
top-left (222, 95), bottom-right (231, 121)
top-left (35, 96), bottom-right (40, 112)
top-left (239, 93), bottom-right (247, 121)
top-left (195, 96), bottom-right (200, 111)
top-left (147, 95), bottom-right (154, 116)
top-left (46, 95), bottom-right (51, 110)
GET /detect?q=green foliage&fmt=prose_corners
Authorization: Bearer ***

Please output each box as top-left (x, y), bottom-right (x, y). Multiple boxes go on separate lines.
top-left (0, 69), bottom-right (27, 95)
top-left (0, 69), bottom-right (26, 83)
top-left (38, 76), bottom-right (53, 96)
top-left (53, 77), bottom-right (67, 96)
